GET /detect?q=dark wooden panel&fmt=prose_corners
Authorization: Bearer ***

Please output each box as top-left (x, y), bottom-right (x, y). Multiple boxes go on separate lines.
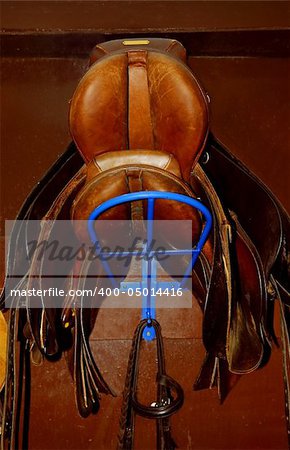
top-left (25, 337), bottom-right (287, 449)
top-left (189, 56), bottom-right (290, 212)
top-left (2, 30), bottom-right (290, 58)
top-left (1, 0), bottom-right (290, 32)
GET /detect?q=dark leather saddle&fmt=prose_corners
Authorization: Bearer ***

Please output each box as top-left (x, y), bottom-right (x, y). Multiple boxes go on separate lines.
top-left (1, 38), bottom-right (289, 449)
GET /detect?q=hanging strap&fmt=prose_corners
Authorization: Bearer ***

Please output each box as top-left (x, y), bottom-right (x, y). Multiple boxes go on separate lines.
top-left (117, 319), bottom-right (183, 450)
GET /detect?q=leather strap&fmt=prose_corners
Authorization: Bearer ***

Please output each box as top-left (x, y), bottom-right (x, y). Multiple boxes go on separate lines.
top-left (118, 319), bottom-right (183, 449)
top-left (127, 51), bottom-right (154, 150)
top-left (270, 276), bottom-right (290, 446)
top-left (0, 144), bottom-right (84, 450)
top-left (126, 169), bottom-right (144, 221)
top-left (125, 168), bottom-right (146, 240)
top-left (279, 300), bottom-right (290, 447)
top-left (1, 306), bottom-right (18, 450)
top-left (26, 166), bottom-right (87, 358)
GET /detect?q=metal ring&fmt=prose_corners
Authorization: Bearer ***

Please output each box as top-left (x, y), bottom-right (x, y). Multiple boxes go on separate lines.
top-left (201, 152), bottom-right (210, 165)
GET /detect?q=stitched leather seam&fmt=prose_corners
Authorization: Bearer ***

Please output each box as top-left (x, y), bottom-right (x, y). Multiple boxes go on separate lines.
top-left (74, 164), bottom-right (194, 207)
top-left (163, 154), bottom-right (173, 171)
top-left (93, 158), bottom-right (102, 172)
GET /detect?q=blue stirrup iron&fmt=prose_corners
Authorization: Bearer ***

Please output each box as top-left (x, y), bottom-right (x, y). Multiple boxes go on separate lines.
top-left (88, 191), bottom-right (212, 340)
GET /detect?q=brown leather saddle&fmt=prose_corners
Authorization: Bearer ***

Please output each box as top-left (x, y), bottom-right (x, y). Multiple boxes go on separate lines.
top-left (1, 38), bottom-right (289, 449)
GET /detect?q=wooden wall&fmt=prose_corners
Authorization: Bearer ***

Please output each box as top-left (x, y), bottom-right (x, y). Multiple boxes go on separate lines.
top-left (1, 2), bottom-right (289, 449)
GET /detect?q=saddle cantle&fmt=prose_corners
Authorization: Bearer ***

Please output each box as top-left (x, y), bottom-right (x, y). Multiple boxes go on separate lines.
top-left (1, 37), bottom-right (289, 449)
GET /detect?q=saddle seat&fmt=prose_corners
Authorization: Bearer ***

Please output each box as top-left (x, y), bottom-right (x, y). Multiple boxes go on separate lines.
top-left (69, 38), bottom-right (209, 245)
top-left (69, 38), bottom-right (209, 181)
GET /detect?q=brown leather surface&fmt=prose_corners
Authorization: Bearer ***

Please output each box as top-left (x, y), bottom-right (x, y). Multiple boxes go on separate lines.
top-left (69, 52), bottom-right (128, 162)
top-left (71, 166), bottom-right (202, 244)
top-left (69, 50), bottom-right (209, 179)
top-left (1, 56), bottom-right (289, 227)
top-left (147, 52), bottom-right (209, 180)
top-left (127, 50), bottom-right (154, 150)
top-left (86, 150), bottom-right (182, 180)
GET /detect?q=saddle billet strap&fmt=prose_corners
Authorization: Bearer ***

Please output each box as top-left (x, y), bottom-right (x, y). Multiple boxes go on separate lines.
top-left (26, 165), bottom-right (86, 357)
top-left (191, 169), bottom-right (232, 398)
top-left (67, 255), bottom-right (114, 418)
top-left (191, 165), bottom-right (232, 361)
top-left (18, 161), bottom-right (113, 414)
top-left (118, 319), bottom-right (183, 450)
top-left (77, 258), bottom-right (115, 396)
top-left (73, 307), bottom-right (100, 418)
